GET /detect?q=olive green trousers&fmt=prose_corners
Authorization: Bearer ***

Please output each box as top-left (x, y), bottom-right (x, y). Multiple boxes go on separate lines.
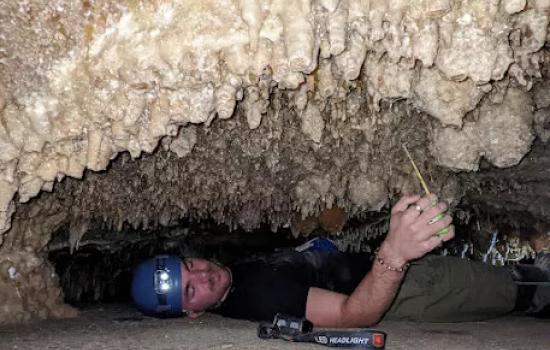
top-left (384, 255), bottom-right (517, 322)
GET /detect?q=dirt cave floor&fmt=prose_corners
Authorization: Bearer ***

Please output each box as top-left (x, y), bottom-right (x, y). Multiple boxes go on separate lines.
top-left (0, 304), bottom-right (548, 350)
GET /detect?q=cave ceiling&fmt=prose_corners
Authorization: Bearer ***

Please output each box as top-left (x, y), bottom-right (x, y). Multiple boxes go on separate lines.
top-left (0, 0), bottom-right (549, 323)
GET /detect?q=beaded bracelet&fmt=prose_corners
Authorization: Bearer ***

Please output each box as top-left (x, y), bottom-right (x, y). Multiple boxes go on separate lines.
top-left (374, 247), bottom-right (410, 273)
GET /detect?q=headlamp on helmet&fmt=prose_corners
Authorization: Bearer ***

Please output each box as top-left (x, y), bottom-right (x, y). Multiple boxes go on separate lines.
top-left (131, 255), bottom-right (184, 317)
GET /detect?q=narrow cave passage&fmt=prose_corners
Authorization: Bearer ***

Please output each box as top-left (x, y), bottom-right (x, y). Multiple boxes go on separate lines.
top-left (1, 140), bottom-right (549, 350)
top-left (47, 221), bottom-right (301, 306)
top-left (1, 212), bottom-right (548, 350)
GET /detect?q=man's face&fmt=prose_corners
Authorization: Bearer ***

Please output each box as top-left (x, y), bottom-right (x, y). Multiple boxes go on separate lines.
top-left (180, 258), bottom-right (231, 314)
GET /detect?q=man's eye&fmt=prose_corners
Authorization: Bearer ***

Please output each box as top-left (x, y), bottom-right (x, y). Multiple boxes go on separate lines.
top-left (189, 286), bottom-right (195, 299)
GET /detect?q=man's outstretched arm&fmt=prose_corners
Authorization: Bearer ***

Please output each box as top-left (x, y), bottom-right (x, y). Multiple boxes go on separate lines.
top-left (305, 194), bottom-right (455, 328)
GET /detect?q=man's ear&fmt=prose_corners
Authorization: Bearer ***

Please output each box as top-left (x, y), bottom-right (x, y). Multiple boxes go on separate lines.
top-left (187, 310), bottom-right (204, 319)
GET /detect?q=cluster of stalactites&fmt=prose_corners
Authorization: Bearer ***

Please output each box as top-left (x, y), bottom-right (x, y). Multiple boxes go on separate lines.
top-left (0, 0), bottom-right (549, 239)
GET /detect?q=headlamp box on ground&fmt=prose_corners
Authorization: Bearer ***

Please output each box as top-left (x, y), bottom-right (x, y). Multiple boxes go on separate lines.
top-left (258, 314), bottom-right (386, 349)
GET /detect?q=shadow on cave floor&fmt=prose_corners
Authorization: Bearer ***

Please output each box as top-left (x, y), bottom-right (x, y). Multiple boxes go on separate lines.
top-left (0, 303), bottom-right (548, 350)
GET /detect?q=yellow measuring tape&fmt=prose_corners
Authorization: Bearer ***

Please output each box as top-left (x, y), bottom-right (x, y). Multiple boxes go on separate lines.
top-left (402, 144), bottom-right (431, 195)
top-left (402, 144), bottom-right (449, 236)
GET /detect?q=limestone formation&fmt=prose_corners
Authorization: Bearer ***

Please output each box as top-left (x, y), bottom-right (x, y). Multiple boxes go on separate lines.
top-left (430, 88), bottom-right (535, 171)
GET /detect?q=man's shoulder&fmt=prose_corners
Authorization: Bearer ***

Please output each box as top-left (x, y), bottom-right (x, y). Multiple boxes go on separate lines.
top-left (215, 259), bottom-right (311, 322)
top-left (228, 257), bottom-right (302, 289)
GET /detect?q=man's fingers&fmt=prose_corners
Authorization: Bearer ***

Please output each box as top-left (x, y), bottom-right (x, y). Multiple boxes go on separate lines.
top-left (418, 201), bottom-right (448, 224)
top-left (403, 194), bottom-right (438, 220)
top-left (391, 194), bottom-right (422, 214)
top-left (415, 215), bottom-right (453, 240)
top-left (415, 194), bottom-right (438, 212)
top-left (423, 225), bottom-right (455, 251)
top-left (440, 225), bottom-right (455, 242)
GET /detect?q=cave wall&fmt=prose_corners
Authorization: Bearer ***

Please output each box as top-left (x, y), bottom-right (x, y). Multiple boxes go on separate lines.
top-left (0, 0), bottom-right (549, 324)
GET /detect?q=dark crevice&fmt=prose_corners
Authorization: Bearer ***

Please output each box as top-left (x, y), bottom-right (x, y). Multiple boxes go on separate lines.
top-left (47, 220), bottom-right (300, 304)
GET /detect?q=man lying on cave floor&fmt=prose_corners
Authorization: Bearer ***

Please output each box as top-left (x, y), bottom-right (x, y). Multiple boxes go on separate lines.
top-left (131, 194), bottom-right (550, 327)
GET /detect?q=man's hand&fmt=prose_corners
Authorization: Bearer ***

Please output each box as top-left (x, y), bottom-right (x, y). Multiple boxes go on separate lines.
top-left (379, 194), bottom-right (455, 267)
top-left (305, 193), bottom-right (455, 328)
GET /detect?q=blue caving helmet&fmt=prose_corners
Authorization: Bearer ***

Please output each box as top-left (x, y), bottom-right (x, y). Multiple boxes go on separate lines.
top-left (131, 255), bottom-right (184, 317)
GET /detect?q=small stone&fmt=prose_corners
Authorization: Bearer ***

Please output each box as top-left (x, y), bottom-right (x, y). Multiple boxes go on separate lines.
top-left (319, 207), bottom-right (347, 233)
